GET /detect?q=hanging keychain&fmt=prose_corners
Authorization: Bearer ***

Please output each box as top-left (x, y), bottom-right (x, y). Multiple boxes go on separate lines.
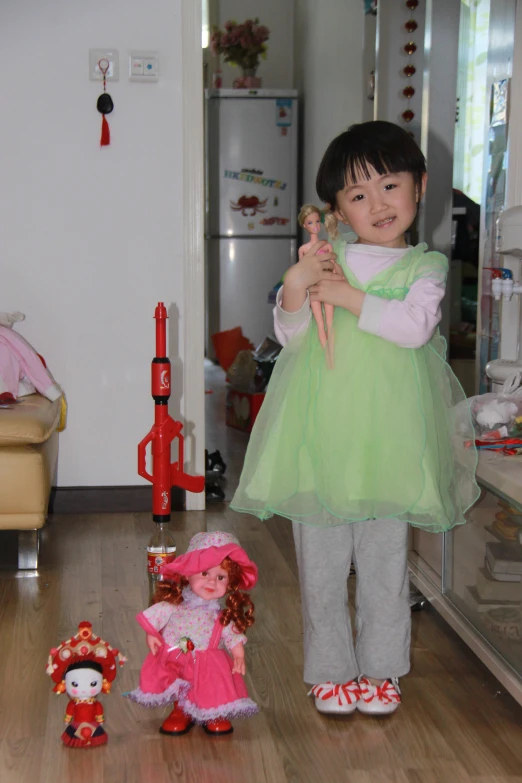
top-left (96, 59), bottom-right (114, 147)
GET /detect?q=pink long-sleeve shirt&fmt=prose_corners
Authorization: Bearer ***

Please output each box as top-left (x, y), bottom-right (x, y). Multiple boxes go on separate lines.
top-left (274, 243), bottom-right (446, 350)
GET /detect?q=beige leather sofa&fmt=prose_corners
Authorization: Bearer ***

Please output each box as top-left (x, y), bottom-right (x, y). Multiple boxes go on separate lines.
top-left (0, 393), bottom-right (61, 568)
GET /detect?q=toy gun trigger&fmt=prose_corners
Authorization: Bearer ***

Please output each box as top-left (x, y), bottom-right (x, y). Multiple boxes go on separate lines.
top-left (171, 464), bottom-right (205, 493)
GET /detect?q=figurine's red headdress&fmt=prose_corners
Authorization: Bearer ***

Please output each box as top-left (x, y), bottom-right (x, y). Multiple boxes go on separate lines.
top-left (46, 621), bottom-right (126, 694)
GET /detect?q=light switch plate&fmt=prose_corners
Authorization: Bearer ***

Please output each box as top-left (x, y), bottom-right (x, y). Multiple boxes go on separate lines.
top-left (89, 49), bottom-right (119, 81)
top-left (129, 50), bottom-right (159, 82)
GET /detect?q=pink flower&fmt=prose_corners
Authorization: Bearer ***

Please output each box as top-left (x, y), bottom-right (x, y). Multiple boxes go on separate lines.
top-left (211, 17), bottom-right (269, 65)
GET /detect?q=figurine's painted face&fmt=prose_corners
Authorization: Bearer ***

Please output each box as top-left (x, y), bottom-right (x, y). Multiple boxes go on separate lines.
top-left (65, 667), bottom-right (103, 700)
top-left (303, 211), bottom-right (321, 236)
top-left (188, 564), bottom-right (230, 600)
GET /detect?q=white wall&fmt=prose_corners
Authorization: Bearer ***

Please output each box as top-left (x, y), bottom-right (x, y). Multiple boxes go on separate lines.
top-left (1, 0), bottom-right (185, 486)
top-left (213, 0), bottom-right (294, 88)
top-left (294, 1), bottom-right (364, 211)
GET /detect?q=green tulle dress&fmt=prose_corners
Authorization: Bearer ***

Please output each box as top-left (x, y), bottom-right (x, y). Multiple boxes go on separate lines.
top-left (231, 241), bottom-right (479, 533)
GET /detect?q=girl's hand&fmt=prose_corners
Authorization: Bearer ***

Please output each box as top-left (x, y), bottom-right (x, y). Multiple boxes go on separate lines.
top-left (146, 634), bottom-right (162, 656)
top-left (309, 279), bottom-right (365, 316)
top-left (289, 240), bottom-right (341, 289)
top-left (283, 241), bottom-right (343, 312)
top-left (231, 644), bottom-right (246, 675)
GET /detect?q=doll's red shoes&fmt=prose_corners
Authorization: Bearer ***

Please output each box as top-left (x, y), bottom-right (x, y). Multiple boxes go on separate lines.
top-left (159, 705), bottom-right (233, 736)
top-left (159, 704), bottom-right (194, 735)
top-left (203, 718), bottom-right (234, 736)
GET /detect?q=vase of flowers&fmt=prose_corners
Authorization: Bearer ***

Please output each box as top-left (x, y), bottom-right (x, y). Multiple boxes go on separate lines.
top-left (210, 18), bottom-right (270, 88)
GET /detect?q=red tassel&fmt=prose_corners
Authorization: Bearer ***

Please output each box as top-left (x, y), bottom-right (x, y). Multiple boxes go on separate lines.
top-left (100, 115), bottom-right (110, 147)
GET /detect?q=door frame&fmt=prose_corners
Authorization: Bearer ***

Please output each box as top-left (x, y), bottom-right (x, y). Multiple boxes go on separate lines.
top-left (182, 0), bottom-right (205, 511)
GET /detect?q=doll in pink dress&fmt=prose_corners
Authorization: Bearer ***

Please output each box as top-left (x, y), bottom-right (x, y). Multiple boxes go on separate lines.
top-left (298, 205), bottom-right (336, 352)
top-left (126, 531), bottom-right (258, 736)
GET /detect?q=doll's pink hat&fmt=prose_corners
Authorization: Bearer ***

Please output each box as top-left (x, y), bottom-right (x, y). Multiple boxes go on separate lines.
top-left (160, 530), bottom-right (258, 590)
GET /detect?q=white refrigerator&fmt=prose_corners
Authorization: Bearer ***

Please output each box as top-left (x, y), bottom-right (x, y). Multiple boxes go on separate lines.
top-left (205, 89), bottom-right (299, 353)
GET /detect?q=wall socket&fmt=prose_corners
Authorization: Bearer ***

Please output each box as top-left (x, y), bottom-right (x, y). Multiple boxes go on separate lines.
top-left (89, 49), bottom-right (120, 81)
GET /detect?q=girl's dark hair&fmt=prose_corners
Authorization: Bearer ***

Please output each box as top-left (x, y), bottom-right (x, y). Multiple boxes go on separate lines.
top-left (316, 121), bottom-right (426, 209)
top-left (65, 660), bottom-right (103, 674)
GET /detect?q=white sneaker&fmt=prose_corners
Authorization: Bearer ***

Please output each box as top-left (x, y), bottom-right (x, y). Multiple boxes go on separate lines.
top-left (308, 680), bottom-right (361, 715)
top-left (356, 677), bottom-right (401, 715)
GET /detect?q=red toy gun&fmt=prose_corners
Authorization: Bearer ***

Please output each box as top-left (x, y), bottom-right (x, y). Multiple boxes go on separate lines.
top-left (138, 302), bottom-right (204, 521)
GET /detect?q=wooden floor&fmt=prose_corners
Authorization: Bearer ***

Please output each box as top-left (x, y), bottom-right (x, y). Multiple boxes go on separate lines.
top-left (1, 364), bottom-right (522, 782)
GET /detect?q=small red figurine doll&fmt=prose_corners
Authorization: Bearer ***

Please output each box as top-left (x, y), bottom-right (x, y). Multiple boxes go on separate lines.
top-left (46, 621), bottom-right (126, 748)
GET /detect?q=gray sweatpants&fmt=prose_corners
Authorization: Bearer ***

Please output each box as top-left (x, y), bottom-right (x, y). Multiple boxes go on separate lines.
top-left (292, 518), bottom-right (411, 684)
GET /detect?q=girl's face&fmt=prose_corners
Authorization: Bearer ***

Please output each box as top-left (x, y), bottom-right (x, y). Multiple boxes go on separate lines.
top-left (65, 668), bottom-right (103, 700)
top-left (188, 564), bottom-right (230, 600)
top-left (333, 166), bottom-right (427, 248)
top-left (303, 212), bottom-right (321, 236)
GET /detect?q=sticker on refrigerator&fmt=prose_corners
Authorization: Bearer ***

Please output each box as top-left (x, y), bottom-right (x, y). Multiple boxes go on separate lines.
top-left (230, 195), bottom-right (267, 216)
top-left (224, 169), bottom-right (287, 190)
top-left (260, 217), bottom-right (290, 226)
top-left (276, 99), bottom-right (292, 127)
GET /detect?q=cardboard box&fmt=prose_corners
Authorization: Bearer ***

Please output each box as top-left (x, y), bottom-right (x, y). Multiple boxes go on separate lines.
top-left (466, 586), bottom-right (521, 613)
top-left (476, 567), bottom-right (522, 602)
top-left (485, 542), bottom-right (522, 577)
top-left (226, 388), bottom-right (265, 433)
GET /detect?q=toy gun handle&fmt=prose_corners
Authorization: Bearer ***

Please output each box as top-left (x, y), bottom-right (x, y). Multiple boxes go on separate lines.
top-left (171, 464), bottom-right (205, 493)
top-left (170, 425), bottom-right (205, 493)
top-left (137, 429), bottom-right (154, 483)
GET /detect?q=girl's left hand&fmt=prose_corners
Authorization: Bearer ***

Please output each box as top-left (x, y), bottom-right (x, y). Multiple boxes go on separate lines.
top-left (309, 278), bottom-right (364, 313)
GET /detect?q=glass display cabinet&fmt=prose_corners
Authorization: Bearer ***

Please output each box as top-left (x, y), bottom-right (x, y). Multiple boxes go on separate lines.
top-left (409, 454), bottom-right (522, 707)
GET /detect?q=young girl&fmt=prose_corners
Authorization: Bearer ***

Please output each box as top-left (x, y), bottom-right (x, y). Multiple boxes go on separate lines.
top-left (126, 531), bottom-right (259, 735)
top-left (231, 121), bottom-right (479, 716)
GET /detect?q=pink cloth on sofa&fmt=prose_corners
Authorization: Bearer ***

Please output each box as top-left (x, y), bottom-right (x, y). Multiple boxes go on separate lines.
top-left (0, 325), bottom-right (61, 401)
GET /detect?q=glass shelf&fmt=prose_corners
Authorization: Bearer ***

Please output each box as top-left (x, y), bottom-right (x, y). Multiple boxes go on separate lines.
top-left (444, 483), bottom-right (522, 678)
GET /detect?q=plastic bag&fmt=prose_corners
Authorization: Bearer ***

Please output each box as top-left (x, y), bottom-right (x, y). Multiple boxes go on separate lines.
top-left (454, 373), bottom-right (522, 437)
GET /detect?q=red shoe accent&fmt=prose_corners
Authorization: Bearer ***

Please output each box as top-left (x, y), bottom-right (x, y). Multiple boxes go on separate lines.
top-left (203, 718), bottom-right (234, 736)
top-left (159, 705), bottom-right (194, 736)
top-left (359, 677), bottom-right (401, 705)
top-left (310, 680), bottom-right (361, 706)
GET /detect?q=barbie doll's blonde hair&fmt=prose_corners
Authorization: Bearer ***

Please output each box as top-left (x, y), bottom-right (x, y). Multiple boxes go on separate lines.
top-left (298, 203), bottom-right (339, 240)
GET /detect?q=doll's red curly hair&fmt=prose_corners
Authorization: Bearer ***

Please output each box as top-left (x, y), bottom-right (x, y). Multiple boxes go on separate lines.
top-left (153, 556), bottom-right (255, 634)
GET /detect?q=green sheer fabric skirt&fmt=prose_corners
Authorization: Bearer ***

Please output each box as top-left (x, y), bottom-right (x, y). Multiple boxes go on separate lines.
top-left (231, 305), bottom-right (479, 533)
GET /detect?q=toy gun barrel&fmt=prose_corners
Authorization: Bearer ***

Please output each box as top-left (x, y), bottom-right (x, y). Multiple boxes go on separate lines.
top-left (138, 302), bottom-right (204, 522)
top-left (152, 302), bottom-right (170, 404)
